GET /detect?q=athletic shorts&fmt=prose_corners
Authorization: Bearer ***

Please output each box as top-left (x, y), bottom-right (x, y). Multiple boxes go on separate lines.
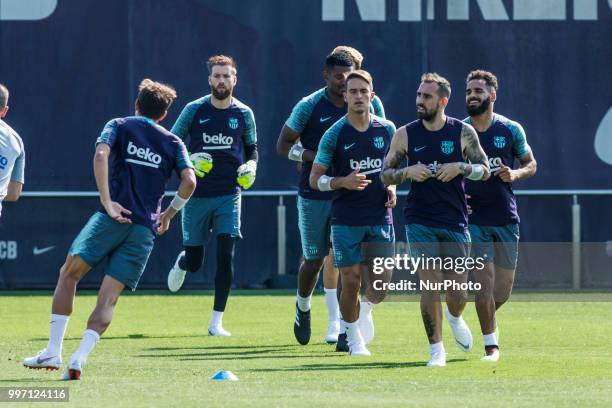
top-left (69, 212), bottom-right (155, 291)
top-left (331, 225), bottom-right (395, 268)
top-left (469, 223), bottom-right (520, 269)
top-left (297, 196), bottom-right (331, 260)
top-left (181, 193), bottom-right (242, 246)
top-left (405, 223), bottom-right (471, 260)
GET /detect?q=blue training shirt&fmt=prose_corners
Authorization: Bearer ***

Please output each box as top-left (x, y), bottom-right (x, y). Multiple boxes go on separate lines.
top-left (404, 117), bottom-right (468, 232)
top-left (464, 113), bottom-right (530, 226)
top-left (97, 116), bottom-right (192, 230)
top-left (286, 88), bottom-right (385, 200)
top-left (314, 115), bottom-right (395, 226)
top-left (172, 95), bottom-right (257, 198)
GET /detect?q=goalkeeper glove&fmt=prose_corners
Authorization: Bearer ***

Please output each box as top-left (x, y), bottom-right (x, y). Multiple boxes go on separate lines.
top-left (189, 152), bottom-right (213, 178)
top-left (237, 160), bottom-right (257, 189)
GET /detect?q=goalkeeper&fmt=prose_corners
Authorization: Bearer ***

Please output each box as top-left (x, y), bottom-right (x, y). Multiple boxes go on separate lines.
top-left (166, 55), bottom-right (258, 337)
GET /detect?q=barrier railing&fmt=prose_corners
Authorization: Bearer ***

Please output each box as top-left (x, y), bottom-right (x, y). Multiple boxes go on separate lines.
top-left (20, 189), bottom-right (612, 289)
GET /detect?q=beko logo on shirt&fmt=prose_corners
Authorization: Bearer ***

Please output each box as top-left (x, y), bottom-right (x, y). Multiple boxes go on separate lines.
top-left (417, 160), bottom-right (443, 175)
top-left (350, 157), bottom-right (382, 175)
top-left (202, 133), bottom-right (233, 150)
top-left (0, 154), bottom-right (8, 170)
top-left (489, 157), bottom-right (503, 172)
top-left (126, 141), bottom-right (162, 168)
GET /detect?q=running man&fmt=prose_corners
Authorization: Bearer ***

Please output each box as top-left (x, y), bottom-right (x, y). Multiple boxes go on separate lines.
top-left (0, 83), bottom-right (25, 216)
top-left (381, 73), bottom-right (490, 367)
top-left (23, 79), bottom-right (196, 379)
top-left (464, 70), bottom-right (537, 362)
top-left (310, 70), bottom-right (396, 356)
top-left (167, 55), bottom-right (258, 337)
top-left (277, 50), bottom-right (386, 346)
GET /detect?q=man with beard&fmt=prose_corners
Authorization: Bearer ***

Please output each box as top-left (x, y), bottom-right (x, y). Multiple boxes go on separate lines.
top-left (381, 73), bottom-right (490, 367)
top-left (167, 55), bottom-right (258, 337)
top-left (310, 70), bottom-right (396, 356)
top-left (464, 70), bottom-right (537, 362)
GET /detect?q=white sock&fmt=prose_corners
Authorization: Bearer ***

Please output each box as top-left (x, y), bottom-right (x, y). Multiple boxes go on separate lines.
top-left (360, 298), bottom-right (374, 315)
top-left (339, 317), bottom-right (346, 334)
top-left (324, 288), bottom-right (340, 323)
top-left (209, 310), bottom-right (223, 328)
top-left (445, 308), bottom-right (460, 323)
top-left (46, 314), bottom-right (69, 356)
top-left (345, 321), bottom-right (364, 347)
top-left (72, 329), bottom-right (100, 362)
top-left (484, 333), bottom-right (498, 347)
top-left (430, 341), bottom-right (445, 355)
top-left (296, 292), bottom-right (311, 312)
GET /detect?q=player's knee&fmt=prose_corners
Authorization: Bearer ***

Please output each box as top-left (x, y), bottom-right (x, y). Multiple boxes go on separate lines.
top-left (183, 246), bottom-right (204, 272)
top-left (446, 289), bottom-right (468, 305)
top-left (340, 270), bottom-right (360, 294)
top-left (302, 258), bottom-right (324, 274)
top-left (59, 258), bottom-right (85, 282)
top-left (494, 286), bottom-right (512, 306)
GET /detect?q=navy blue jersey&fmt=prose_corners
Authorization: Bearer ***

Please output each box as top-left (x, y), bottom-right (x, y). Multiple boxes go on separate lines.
top-left (314, 115), bottom-right (395, 226)
top-left (404, 117), bottom-right (468, 232)
top-left (97, 116), bottom-right (192, 230)
top-left (464, 114), bottom-right (530, 226)
top-left (172, 95), bottom-right (257, 198)
top-left (286, 88), bottom-right (385, 200)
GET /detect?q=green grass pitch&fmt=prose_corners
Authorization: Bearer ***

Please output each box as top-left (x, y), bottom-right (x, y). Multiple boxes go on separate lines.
top-left (1, 290), bottom-right (611, 407)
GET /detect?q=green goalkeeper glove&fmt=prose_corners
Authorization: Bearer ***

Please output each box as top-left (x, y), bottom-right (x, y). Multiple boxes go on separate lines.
top-left (189, 152), bottom-right (213, 178)
top-left (237, 160), bottom-right (257, 189)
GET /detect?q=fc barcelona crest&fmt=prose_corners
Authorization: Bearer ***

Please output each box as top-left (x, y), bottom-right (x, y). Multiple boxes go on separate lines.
top-left (373, 136), bottom-right (384, 149)
top-left (494, 136), bottom-right (506, 149)
top-left (441, 140), bottom-right (454, 154)
top-left (228, 117), bottom-right (239, 129)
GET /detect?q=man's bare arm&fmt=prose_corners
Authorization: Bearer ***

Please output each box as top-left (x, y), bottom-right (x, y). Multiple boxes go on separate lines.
top-left (276, 125), bottom-right (316, 162)
top-left (460, 123), bottom-right (490, 180)
top-left (380, 127), bottom-right (409, 185)
top-left (4, 181), bottom-right (23, 201)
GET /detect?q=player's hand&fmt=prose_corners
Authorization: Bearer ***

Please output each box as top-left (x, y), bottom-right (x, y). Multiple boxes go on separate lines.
top-left (465, 194), bottom-right (473, 215)
top-left (437, 162), bottom-right (465, 182)
top-left (495, 165), bottom-right (516, 183)
top-left (237, 160), bottom-right (257, 190)
top-left (385, 187), bottom-right (397, 208)
top-left (155, 210), bottom-right (173, 235)
top-left (104, 201), bottom-right (132, 224)
top-left (342, 168), bottom-right (371, 190)
top-left (190, 152), bottom-right (213, 178)
top-left (404, 164), bottom-right (431, 182)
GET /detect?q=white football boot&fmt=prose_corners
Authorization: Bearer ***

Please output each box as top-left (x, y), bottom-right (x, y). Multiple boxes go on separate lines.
top-left (444, 308), bottom-right (473, 352)
top-left (167, 251), bottom-right (187, 292)
top-left (23, 349), bottom-right (62, 371)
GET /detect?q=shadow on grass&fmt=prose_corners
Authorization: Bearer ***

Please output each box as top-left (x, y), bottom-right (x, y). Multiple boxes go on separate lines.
top-left (139, 348), bottom-right (297, 358)
top-left (248, 359), bottom-right (466, 371)
top-left (0, 378), bottom-right (65, 383)
top-left (177, 354), bottom-right (336, 361)
top-left (30, 334), bottom-right (207, 341)
top-left (145, 344), bottom-right (297, 351)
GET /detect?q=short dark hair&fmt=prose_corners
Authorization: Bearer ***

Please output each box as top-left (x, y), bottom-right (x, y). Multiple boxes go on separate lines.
top-left (332, 45), bottom-right (363, 69)
top-left (421, 72), bottom-right (451, 99)
top-left (346, 70), bottom-right (373, 90)
top-left (207, 55), bottom-right (237, 75)
top-left (0, 84), bottom-right (9, 110)
top-left (136, 79), bottom-right (177, 119)
top-left (325, 52), bottom-right (354, 71)
top-left (466, 70), bottom-right (498, 91)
